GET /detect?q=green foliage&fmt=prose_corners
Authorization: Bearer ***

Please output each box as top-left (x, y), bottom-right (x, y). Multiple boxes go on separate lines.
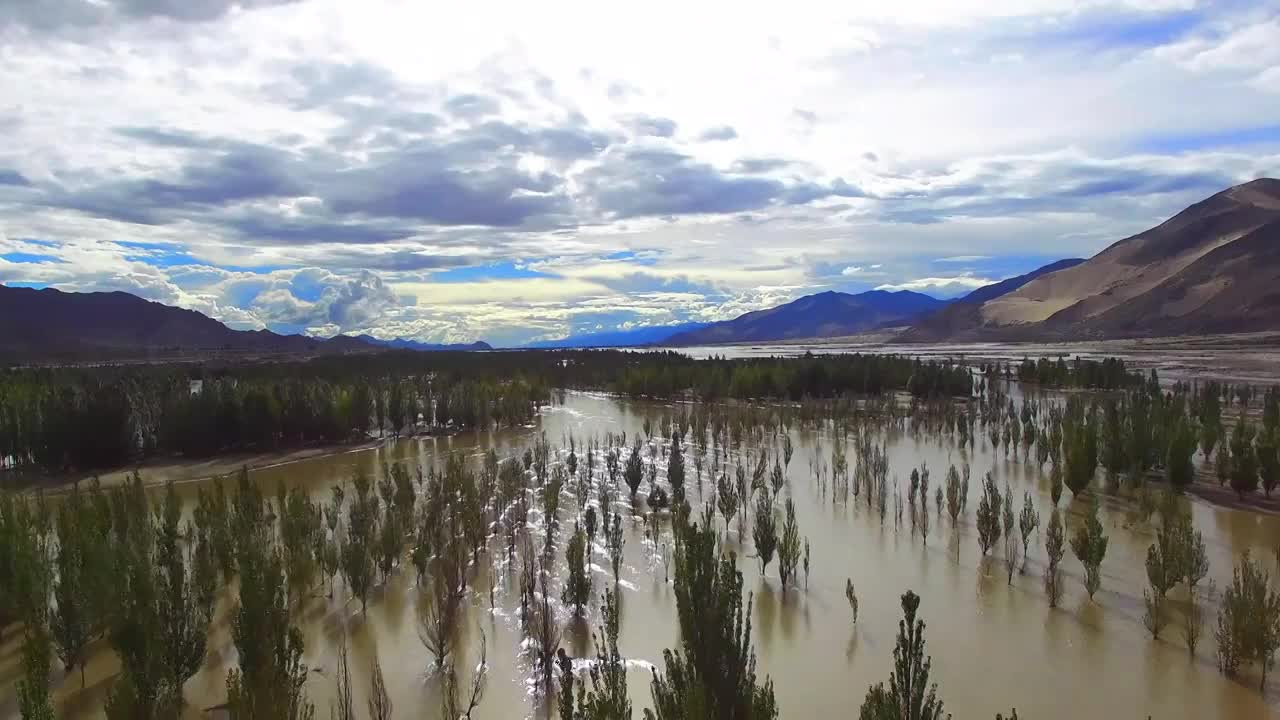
top-left (17, 625), bottom-right (56, 720)
top-left (226, 541), bottom-right (314, 720)
top-left (341, 472), bottom-right (377, 613)
top-left (607, 512), bottom-right (625, 585)
top-left (858, 591), bottom-right (947, 720)
top-left (752, 494), bottom-right (778, 575)
top-left (645, 521), bottom-right (777, 720)
top-left (625, 444), bottom-right (644, 500)
top-left (777, 498), bottom-right (802, 591)
top-left (564, 525), bottom-right (591, 616)
top-left (975, 473), bottom-right (1001, 556)
top-left (1229, 417), bottom-right (1259, 499)
top-left (1166, 416), bottom-right (1198, 491)
top-left (1070, 500), bottom-right (1109, 600)
top-left (1215, 552), bottom-right (1280, 689)
top-left (1045, 509), bottom-right (1065, 607)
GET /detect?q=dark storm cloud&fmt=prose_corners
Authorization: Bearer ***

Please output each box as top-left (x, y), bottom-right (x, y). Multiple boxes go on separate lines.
top-left (583, 148), bottom-right (870, 219)
top-left (0, 0), bottom-right (302, 30)
top-left (583, 148), bottom-right (785, 218)
top-left (322, 153), bottom-right (568, 227)
top-left (876, 160), bottom-right (1234, 224)
top-left (53, 141), bottom-right (303, 224)
top-left (221, 210), bottom-right (417, 246)
top-left (698, 125), bottom-right (738, 142)
top-left (320, 250), bottom-right (479, 272)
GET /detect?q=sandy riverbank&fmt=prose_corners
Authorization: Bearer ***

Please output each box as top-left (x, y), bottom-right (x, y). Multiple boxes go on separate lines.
top-left (5, 438), bottom-right (390, 493)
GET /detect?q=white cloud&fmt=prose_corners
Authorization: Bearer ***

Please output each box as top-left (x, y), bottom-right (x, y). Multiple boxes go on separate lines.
top-left (1, 0), bottom-right (1278, 343)
top-left (876, 274), bottom-right (998, 296)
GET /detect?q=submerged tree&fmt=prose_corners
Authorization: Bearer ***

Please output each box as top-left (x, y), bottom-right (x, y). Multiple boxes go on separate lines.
top-left (975, 473), bottom-right (1002, 556)
top-left (1044, 509), bottom-right (1066, 608)
top-left (225, 543), bottom-right (314, 720)
top-left (777, 498), bottom-right (802, 592)
top-left (1017, 492), bottom-right (1039, 572)
top-left (752, 494), bottom-right (778, 576)
top-left (1070, 500), bottom-right (1109, 601)
top-left (607, 512), bottom-right (625, 585)
top-left (1215, 551), bottom-right (1280, 688)
top-left (858, 591), bottom-right (946, 720)
top-left (645, 522), bottom-right (777, 720)
top-left (564, 524), bottom-right (591, 616)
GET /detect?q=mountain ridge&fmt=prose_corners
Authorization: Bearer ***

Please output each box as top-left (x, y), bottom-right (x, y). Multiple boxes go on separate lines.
top-left (665, 289), bottom-right (947, 346)
top-left (524, 322), bottom-right (711, 349)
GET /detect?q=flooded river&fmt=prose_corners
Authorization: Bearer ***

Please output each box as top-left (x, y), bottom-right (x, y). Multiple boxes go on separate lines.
top-left (5, 391), bottom-right (1279, 719)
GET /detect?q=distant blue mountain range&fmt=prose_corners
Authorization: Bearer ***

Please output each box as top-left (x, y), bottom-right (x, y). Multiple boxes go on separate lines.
top-left (664, 289), bottom-right (947, 345)
top-left (524, 322), bottom-right (711, 349)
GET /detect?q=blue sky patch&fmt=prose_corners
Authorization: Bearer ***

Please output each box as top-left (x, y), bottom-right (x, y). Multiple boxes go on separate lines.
top-left (431, 262), bottom-right (556, 283)
top-left (1, 252), bottom-right (63, 264)
top-left (1138, 124), bottom-right (1280, 154)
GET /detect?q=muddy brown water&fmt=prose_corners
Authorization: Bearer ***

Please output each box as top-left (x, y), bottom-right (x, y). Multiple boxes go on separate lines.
top-left (3, 391), bottom-right (1278, 719)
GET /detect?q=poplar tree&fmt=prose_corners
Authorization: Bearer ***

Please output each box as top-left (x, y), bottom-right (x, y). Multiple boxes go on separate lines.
top-left (858, 591), bottom-right (946, 720)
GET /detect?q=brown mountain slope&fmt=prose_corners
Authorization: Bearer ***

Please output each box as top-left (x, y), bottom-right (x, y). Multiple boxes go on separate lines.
top-left (1075, 218), bottom-right (1280, 337)
top-left (920, 178), bottom-right (1280, 340)
top-left (0, 284), bottom-right (376, 362)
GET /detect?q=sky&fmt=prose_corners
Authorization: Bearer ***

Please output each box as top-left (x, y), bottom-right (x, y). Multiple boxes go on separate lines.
top-left (1, 0), bottom-right (1279, 347)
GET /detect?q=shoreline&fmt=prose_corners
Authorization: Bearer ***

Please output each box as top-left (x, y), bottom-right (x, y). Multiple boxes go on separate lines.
top-left (6, 437), bottom-right (394, 494)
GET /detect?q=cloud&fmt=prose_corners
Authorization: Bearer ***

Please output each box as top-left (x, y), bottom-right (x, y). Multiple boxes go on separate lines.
top-left (623, 114), bottom-right (678, 138)
top-left (876, 274), bottom-right (998, 296)
top-left (699, 125), bottom-right (738, 142)
top-left (3, 0), bottom-right (1280, 344)
top-left (935, 255), bottom-right (992, 263)
top-left (0, 0), bottom-right (302, 31)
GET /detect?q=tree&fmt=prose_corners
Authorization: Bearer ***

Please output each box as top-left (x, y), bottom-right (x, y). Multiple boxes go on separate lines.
top-left (975, 473), bottom-right (1001, 556)
top-left (858, 591), bottom-right (947, 720)
top-left (155, 482), bottom-right (214, 704)
top-left (1070, 500), bottom-right (1109, 600)
top-left (51, 489), bottom-right (91, 687)
top-left (669, 431), bottom-right (687, 506)
top-left (564, 525), bottom-right (591, 616)
top-left (1215, 552), bottom-right (1280, 688)
top-left (368, 654), bottom-right (392, 720)
top-left (846, 579), bottom-right (859, 624)
top-left (752, 494), bottom-right (778, 576)
top-left (16, 625), bottom-right (56, 720)
top-left (1257, 429), bottom-right (1280, 498)
top-left (716, 475), bottom-right (739, 536)
top-left (1229, 417), bottom-right (1259, 499)
top-left (1166, 417), bottom-right (1197, 491)
top-left (558, 589), bottom-right (633, 720)
top-left (607, 512), bottom-right (625, 585)
top-left (777, 498), bottom-right (802, 592)
top-left (341, 473), bottom-right (377, 613)
top-left (1017, 492), bottom-right (1039, 571)
top-left (225, 544), bottom-right (315, 720)
top-left (625, 444), bottom-right (644, 501)
top-left (1045, 509), bottom-right (1066, 608)
top-left (419, 552), bottom-right (463, 670)
top-left (645, 521), bottom-right (777, 720)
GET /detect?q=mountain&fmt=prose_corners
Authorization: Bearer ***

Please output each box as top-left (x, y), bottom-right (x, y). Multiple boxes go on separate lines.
top-left (354, 335), bottom-right (492, 352)
top-left (665, 290), bottom-right (947, 346)
top-left (906, 178), bottom-right (1280, 341)
top-left (956, 258), bottom-right (1086, 305)
top-left (524, 322), bottom-right (711, 349)
top-left (898, 258), bottom-right (1085, 341)
top-left (0, 284), bottom-right (377, 362)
